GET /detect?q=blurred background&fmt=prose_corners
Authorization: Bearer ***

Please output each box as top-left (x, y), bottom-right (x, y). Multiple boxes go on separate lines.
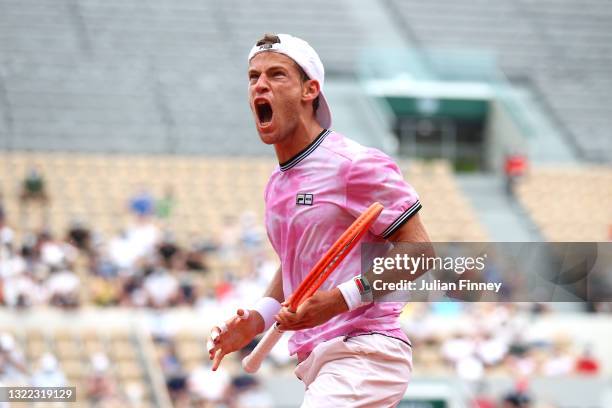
top-left (0, 0), bottom-right (611, 407)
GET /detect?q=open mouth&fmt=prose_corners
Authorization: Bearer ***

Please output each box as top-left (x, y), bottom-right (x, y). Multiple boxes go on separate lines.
top-left (255, 101), bottom-right (273, 126)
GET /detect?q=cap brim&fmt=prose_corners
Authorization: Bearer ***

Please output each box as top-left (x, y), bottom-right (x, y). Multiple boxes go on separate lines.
top-left (316, 91), bottom-right (332, 129)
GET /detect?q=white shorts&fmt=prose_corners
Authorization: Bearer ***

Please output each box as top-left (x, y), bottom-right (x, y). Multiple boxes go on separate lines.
top-left (294, 333), bottom-right (413, 408)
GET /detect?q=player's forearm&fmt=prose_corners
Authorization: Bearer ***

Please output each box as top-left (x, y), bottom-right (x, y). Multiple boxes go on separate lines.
top-left (247, 267), bottom-right (284, 333)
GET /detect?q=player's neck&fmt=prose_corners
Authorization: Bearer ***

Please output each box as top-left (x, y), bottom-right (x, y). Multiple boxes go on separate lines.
top-left (274, 121), bottom-right (324, 165)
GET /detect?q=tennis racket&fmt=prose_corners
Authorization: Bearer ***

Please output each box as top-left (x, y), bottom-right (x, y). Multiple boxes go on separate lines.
top-left (242, 202), bottom-right (384, 373)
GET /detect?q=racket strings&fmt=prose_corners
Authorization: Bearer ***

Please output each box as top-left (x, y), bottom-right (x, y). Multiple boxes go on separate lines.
top-left (291, 228), bottom-right (361, 308)
top-left (299, 234), bottom-right (360, 303)
top-left (293, 210), bottom-right (377, 301)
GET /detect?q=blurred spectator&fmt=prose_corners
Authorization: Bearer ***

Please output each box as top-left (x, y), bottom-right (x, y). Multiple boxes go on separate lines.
top-left (31, 353), bottom-right (66, 387)
top-left (143, 267), bottom-right (179, 308)
top-left (502, 392), bottom-right (531, 408)
top-left (129, 188), bottom-right (154, 218)
top-left (85, 352), bottom-right (122, 406)
top-left (2, 269), bottom-right (45, 308)
top-left (159, 342), bottom-right (188, 405)
top-left (92, 254), bottom-right (119, 280)
top-left (456, 355), bottom-right (484, 381)
top-left (178, 275), bottom-right (197, 306)
top-left (574, 346), bottom-right (600, 375)
top-left (0, 198), bottom-right (14, 249)
top-left (542, 345), bottom-right (574, 376)
top-left (90, 276), bottom-right (120, 306)
top-left (39, 231), bottom-right (75, 269)
top-left (46, 266), bottom-right (80, 309)
top-left (184, 244), bottom-right (209, 273)
top-left (188, 361), bottom-right (230, 405)
top-left (106, 218), bottom-right (161, 276)
top-left (119, 270), bottom-right (147, 307)
top-left (19, 168), bottom-right (50, 230)
top-left (442, 333), bottom-right (475, 365)
top-left (227, 375), bottom-right (273, 408)
top-left (124, 381), bottom-right (145, 406)
top-left (501, 380), bottom-right (532, 408)
top-left (20, 168), bottom-right (48, 203)
top-left (67, 219), bottom-right (92, 253)
top-left (476, 333), bottom-right (509, 366)
top-left (0, 244), bottom-right (26, 280)
top-left (156, 186), bottom-right (175, 221)
top-left (158, 233), bottom-right (180, 269)
top-left (0, 333), bottom-right (28, 385)
top-left (472, 382), bottom-right (496, 408)
top-left (108, 230), bottom-right (139, 270)
top-left (126, 219), bottom-right (160, 262)
top-left (504, 151), bottom-right (527, 196)
top-left (507, 348), bottom-right (537, 377)
top-left (215, 275), bottom-right (235, 302)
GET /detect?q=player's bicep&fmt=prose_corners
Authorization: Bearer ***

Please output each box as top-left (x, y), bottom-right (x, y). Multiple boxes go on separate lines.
top-left (386, 212), bottom-right (431, 243)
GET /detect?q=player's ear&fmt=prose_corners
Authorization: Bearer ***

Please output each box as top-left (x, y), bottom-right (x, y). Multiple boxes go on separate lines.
top-left (302, 79), bottom-right (320, 104)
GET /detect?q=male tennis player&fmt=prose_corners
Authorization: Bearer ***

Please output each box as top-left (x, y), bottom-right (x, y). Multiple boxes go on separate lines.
top-left (208, 33), bottom-right (432, 407)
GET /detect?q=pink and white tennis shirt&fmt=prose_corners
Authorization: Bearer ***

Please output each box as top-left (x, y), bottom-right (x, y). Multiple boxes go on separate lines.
top-left (264, 129), bottom-right (422, 357)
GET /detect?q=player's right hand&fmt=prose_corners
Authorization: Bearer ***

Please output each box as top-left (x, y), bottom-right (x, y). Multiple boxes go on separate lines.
top-left (207, 309), bottom-right (264, 371)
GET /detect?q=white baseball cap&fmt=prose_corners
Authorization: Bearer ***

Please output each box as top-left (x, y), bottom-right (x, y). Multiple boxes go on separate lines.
top-left (248, 33), bottom-right (332, 129)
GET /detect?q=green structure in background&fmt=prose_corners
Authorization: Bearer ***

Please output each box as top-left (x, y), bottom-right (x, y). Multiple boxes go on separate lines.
top-left (384, 96), bottom-right (488, 121)
top-left (358, 48), bottom-right (532, 171)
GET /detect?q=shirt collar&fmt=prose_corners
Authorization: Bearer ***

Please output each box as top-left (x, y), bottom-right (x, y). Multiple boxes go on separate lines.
top-left (279, 129), bottom-right (330, 172)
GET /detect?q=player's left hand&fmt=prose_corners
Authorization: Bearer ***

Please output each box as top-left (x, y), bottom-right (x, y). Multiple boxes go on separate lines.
top-left (208, 309), bottom-right (263, 371)
top-left (275, 288), bottom-right (349, 331)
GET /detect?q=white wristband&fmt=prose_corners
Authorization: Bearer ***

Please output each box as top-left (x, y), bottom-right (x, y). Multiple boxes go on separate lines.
top-left (253, 297), bottom-right (282, 331)
top-left (338, 277), bottom-right (370, 311)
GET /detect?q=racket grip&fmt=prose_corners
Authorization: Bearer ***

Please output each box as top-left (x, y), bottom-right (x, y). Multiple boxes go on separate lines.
top-left (242, 323), bottom-right (283, 373)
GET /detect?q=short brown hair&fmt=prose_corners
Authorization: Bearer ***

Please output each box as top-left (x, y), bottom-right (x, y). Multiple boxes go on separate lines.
top-left (255, 33), bottom-right (320, 113)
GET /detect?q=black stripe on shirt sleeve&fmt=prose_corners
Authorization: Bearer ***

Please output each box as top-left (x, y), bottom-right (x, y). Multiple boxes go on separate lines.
top-left (381, 200), bottom-right (422, 239)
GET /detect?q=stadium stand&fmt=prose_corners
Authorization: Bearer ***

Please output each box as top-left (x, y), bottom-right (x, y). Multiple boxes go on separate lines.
top-left (0, 0), bottom-right (364, 155)
top-left (398, 159), bottom-right (488, 241)
top-left (0, 152), bottom-right (487, 243)
top-left (1, 307), bottom-right (608, 407)
top-left (0, 322), bottom-right (171, 407)
top-left (2, 0), bottom-right (609, 160)
top-left (515, 166), bottom-right (612, 241)
top-left (0, 152), bottom-right (271, 244)
top-left (386, 0), bottom-right (612, 162)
